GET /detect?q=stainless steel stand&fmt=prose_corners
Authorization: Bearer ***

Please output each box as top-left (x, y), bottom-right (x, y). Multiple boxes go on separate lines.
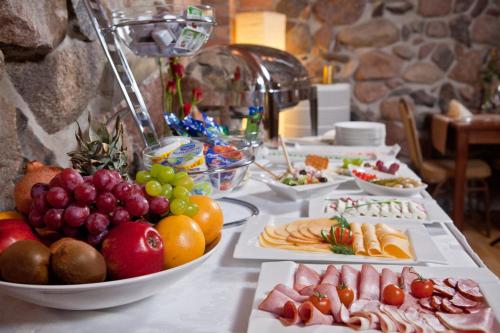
top-left (83, 0), bottom-right (160, 146)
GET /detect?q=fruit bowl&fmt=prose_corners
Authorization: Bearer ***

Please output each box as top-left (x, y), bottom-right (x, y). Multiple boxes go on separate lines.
top-left (0, 235), bottom-right (222, 310)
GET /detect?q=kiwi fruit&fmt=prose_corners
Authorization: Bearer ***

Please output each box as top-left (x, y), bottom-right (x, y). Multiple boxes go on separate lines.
top-left (0, 240), bottom-right (51, 284)
top-left (50, 238), bottom-right (106, 284)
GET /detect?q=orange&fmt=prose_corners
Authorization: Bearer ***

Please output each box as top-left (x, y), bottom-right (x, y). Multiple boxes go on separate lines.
top-left (189, 195), bottom-right (223, 245)
top-left (156, 215), bottom-right (205, 269)
top-left (0, 211), bottom-right (23, 221)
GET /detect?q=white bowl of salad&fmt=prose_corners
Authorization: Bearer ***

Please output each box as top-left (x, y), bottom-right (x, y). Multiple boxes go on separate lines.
top-left (254, 166), bottom-right (351, 201)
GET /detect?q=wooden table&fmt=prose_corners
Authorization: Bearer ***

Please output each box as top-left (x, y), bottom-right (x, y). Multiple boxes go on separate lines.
top-left (449, 114), bottom-right (500, 230)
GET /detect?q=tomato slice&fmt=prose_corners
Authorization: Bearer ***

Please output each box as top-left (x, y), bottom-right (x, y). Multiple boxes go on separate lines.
top-left (383, 284), bottom-right (405, 306)
top-left (309, 292), bottom-right (331, 314)
top-left (334, 227), bottom-right (353, 245)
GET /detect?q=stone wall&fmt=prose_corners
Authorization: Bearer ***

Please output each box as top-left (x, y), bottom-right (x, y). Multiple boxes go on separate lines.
top-left (0, 0), bottom-right (171, 210)
top-left (209, 0), bottom-right (500, 151)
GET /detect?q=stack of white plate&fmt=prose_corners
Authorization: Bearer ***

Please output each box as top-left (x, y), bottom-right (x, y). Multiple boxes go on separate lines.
top-left (335, 121), bottom-right (386, 146)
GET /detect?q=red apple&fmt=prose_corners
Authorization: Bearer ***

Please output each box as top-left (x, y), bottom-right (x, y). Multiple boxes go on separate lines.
top-left (0, 219), bottom-right (38, 254)
top-left (101, 222), bottom-right (164, 280)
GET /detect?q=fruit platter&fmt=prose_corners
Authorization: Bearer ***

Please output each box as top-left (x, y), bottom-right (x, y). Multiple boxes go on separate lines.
top-left (0, 118), bottom-right (225, 309)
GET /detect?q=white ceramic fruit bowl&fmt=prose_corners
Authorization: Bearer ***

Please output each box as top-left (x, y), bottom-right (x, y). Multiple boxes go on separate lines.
top-left (0, 236), bottom-right (221, 310)
top-left (349, 166), bottom-right (427, 197)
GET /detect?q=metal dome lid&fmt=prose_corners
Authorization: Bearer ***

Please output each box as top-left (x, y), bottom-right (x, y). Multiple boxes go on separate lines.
top-left (183, 44), bottom-right (312, 108)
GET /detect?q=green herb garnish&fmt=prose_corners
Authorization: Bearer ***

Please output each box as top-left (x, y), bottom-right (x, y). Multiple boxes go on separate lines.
top-left (331, 215), bottom-right (350, 229)
top-left (320, 225), bottom-right (354, 255)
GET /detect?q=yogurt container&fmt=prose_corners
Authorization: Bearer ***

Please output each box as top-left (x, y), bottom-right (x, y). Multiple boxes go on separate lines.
top-left (166, 139), bottom-right (207, 172)
top-left (142, 136), bottom-right (190, 169)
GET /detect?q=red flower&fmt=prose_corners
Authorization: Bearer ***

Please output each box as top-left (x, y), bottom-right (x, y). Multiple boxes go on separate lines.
top-left (234, 66), bottom-right (241, 81)
top-left (192, 87), bottom-right (203, 102)
top-left (166, 80), bottom-right (176, 94)
top-left (183, 103), bottom-right (192, 116)
top-left (171, 63), bottom-right (184, 78)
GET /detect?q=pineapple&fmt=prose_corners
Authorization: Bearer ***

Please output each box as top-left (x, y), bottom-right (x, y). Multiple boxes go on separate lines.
top-left (68, 115), bottom-right (129, 179)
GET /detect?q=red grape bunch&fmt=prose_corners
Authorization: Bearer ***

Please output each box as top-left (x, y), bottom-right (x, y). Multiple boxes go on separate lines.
top-left (27, 168), bottom-right (154, 247)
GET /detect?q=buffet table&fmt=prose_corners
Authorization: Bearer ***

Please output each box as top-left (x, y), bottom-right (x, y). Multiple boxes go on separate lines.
top-left (0, 177), bottom-right (490, 333)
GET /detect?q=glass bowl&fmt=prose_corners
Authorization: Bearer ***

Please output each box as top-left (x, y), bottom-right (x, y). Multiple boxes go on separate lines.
top-left (110, 2), bottom-right (215, 57)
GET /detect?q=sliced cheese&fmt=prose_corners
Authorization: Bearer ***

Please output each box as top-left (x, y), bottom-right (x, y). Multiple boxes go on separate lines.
top-left (380, 234), bottom-right (412, 259)
top-left (362, 223), bottom-right (382, 256)
top-left (351, 222), bottom-right (366, 256)
top-left (375, 223), bottom-right (407, 241)
top-left (264, 226), bottom-right (287, 240)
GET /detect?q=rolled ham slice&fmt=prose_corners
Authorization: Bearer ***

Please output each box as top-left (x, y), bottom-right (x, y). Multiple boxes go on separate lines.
top-left (279, 301), bottom-right (301, 326)
top-left (274, 284), bottom-right (309, 302)
top-left (399, 293), bottom-right (420, 312)
top-left (298, 301), bottom-right (334, 326)
top-left (403, 307), bottom-right (434, 333)
top-left (341, 264), bottom-right (360, 301)
top-left (359, 264), bottom-right (380, 301)
top-left (376, 310), bottom-right (399, 333)
top-left (380, 304), bottom-right (415, 333)
top-left (299, 285), bottom-right (316, 297)
top-left (433, 284), bottom-right (456, 298)
top-left (320, 265), bottom-right (340, 286)
top-left (258, 289), bottom-right (294, 316)
top-left (340, 303), bottom-right (351, 323)
top-left (400, 266), bottom-right (418, 292)
top-left (450, 292), bottom-right (478, 308)
top-left (314, 283), bottom-right (343, 323)
top-left (380, 268), bottom-right (398, 300)
top-left (294, 264), bottom-right (321, 291)
top-left (436, 308), bottom-right (494, 333)
top-left (441, 298), bottom-right (463, 314)
top-left (421, 313), bottom-right (449, 332)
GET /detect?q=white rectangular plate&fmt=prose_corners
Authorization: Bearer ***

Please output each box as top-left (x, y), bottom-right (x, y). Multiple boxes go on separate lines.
top-left (234, 215), bottom-right (447, 265)
top-left (247, 261), bottom-right (500, 333)
top-left (308, 195), bottom-right (452, 224)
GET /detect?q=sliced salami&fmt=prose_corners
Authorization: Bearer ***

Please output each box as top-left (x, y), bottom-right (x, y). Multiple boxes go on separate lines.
top-left (418, 298), bottom-right (434, 311)
top-left (431, 296), bottom-right (442, 310)
top-left (458, 285), bottom-right (484, 302)
top-left (444, 277), bottom-right (458, 288)
top-left (433, 284), bottom-right (456, 298)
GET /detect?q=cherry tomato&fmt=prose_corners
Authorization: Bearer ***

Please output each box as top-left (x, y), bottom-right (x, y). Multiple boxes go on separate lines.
top-left (334, 227), bottom-right (353, 245)
top-left (411, 279), bottom-right (434, 298)
top-left (337, 284), bottom-right (354, 308)
top-left (309, 292), bottom-right (331, 314)
top-left (383, 284), bottom-right (405, 306)
top-left (352, 170), bottom-right (376, 181)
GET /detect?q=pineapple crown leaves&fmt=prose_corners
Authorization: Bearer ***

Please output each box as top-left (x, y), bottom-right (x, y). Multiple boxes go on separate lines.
top-left (68, 114), bottom-right (129, 179)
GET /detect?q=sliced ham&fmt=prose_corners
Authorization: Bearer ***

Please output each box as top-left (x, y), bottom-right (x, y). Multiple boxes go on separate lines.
top-left (314, 283), bottom-right (342, 323)
top-left (339, 303), bottom-right (350, 323)
top-left (380, 304), bottom-right (415, 333)
top-left (400, 293), bottom-right (419, 312)
top-left (298, 301), bottom-right (334, 326)
top-left (380, 268), bottom-right (398, 300)
top-left (433, 284), bottom-right (456, 298)
top-left (400, 266), bottom-right (418, 292)
top-left (279, 301), bottom-right (301, 326)
top-left (418, 298), bottom-right (434, 311)
top-left (376, 310), bottom-right (399, 333)
top-left (457, 278), bottom-right (479, 290)
top-left (274, 284), bottom-right (309, 302)
top-left (258, 290), bottom-right (294, 316)
top-left (345, 315), bottom-right (371, 331)
top-left (450, 292), bottom-right (478, 308)
top-left (444, 277), bottom-right (458, 288)
top-left (436, 308), bottom-right (494, 333)
top-left (341, 264), bottom-right (360, 301)
top-left (464, 303), bottom-right (487, 314)
top-left (441, 298), bottom-right (463, 314)
top-left (431, 296), bottom-right (442, 310)
top-left (299, 285), bottom-right (316, 297)
top-left (458, 286), bottom-right (484, 302)
top-left (403, 307), bottom-right (434, 333)
top-left (294, 264), bottom-right (321, 291)
top-left (359, 264), bottom-right (380, 301)
top-left (421, 313), bottom-right (449, 332)
top-left (350, 299), bottom-right (381, 314)
top-left (320, 264), bottom-right (340, 286)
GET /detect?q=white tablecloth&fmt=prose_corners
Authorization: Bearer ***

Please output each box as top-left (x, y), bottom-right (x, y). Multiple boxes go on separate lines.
top-left (0, 180), bottom-right (488, 333)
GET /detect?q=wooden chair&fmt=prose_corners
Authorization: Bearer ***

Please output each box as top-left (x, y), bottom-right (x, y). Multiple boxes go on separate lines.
top-left (399, 99), bottom-right (492, 236)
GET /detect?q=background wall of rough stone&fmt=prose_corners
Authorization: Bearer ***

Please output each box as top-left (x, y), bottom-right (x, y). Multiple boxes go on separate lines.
top-left (207, 0), bottom-right (500, 151)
